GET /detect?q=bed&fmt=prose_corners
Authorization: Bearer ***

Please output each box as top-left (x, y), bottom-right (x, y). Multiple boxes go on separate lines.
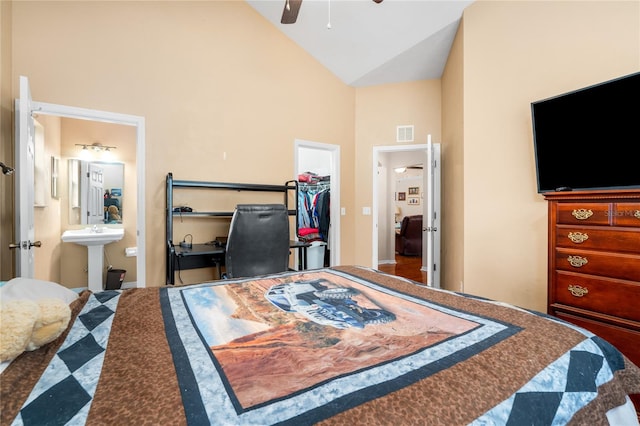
top-left (2, 266), bottom-right (639, 425)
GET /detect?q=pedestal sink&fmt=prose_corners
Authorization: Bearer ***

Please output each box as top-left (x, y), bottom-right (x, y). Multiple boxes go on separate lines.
top-left (62, 227), bottom-right (124, 292)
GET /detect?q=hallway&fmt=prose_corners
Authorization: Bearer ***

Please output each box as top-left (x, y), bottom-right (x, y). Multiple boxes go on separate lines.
top-left (378, 254), bottom-right (426, 284)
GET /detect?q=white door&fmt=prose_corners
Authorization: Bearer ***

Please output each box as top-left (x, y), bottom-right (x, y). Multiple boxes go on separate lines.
top-left (372, 141), bottom-right (441, 287)
top-left (14, 76), bottom-right (40, 277)
top-left (81, 161), bottom-right (105, 224)
top-left (424, 137), bottom-right (441, 288)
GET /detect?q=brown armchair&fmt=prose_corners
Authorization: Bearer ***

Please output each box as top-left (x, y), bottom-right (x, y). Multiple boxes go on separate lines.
top-left (395, 215), bottom-right (423, 256)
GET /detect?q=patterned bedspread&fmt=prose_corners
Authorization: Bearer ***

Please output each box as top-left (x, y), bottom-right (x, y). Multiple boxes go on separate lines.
top-left (2, 266), bottom-right (639, 425)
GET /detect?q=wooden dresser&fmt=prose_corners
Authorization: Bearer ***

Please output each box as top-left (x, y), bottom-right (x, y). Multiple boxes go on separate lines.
top-left (544, 189), bottom-right (640, 370)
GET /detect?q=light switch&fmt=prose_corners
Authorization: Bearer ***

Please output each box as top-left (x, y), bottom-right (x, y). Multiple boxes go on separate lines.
top-left (362, 207), bottom-right (371, 215)
top-left (341, 207), bottom-right (346, 215)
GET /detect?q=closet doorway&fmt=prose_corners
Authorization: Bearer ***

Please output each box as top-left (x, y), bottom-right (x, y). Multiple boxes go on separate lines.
top-left (294, 140), bottom-right (341, 267)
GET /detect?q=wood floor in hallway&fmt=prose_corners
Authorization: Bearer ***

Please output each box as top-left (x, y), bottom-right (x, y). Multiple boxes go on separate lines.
top-left (378, 254), bottom-right (427, 284)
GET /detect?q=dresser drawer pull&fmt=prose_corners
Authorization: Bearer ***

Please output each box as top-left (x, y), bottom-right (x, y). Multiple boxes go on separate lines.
top-left (634, 210), bottom-right (640, 220)
top-left (568, 284), bottom-right (589, 297)
top-left (567, 255), bottom-right (588, 267)
top-left (571, 209), bottom-right (593, 220)
top-left (567, 232), bottom-right (589, 244)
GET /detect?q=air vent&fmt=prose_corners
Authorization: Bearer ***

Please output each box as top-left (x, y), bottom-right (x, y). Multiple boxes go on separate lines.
top-left (396, 125), bottom-right (414, 143)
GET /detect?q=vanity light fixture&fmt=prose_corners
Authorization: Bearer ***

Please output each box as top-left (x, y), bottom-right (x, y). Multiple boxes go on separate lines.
top-left (75, 142), bottom-right (116, 153)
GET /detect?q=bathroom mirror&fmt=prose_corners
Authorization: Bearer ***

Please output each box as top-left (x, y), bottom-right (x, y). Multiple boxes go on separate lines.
top-left (68, 159), bottom-right (125, 225)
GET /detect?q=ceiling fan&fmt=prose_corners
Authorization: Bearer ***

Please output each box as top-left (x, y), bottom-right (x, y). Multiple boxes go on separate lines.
top-left (281, 0), bottom-right (383, 24)
top-left (394, 164), bottom-right (423, 174)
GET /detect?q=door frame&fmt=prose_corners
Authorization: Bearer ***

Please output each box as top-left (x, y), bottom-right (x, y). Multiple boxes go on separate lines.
top-left (425, 139), bottom-right (441, 287)
top-left (18, 90), bottom-right (146, 287)
top-left (14, 76), bottom-right (36, 276)
top-left (372, 143), bottom-right (440, 286)
top-left (294, 139), bottom-right (341, 266)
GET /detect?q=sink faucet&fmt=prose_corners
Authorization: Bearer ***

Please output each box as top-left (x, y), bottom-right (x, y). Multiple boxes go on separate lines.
top-left (92, 224), bottom-right (103, 233)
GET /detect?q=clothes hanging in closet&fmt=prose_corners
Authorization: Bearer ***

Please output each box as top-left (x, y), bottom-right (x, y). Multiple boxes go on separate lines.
top-left (297, 182), bottom-right (330, 242)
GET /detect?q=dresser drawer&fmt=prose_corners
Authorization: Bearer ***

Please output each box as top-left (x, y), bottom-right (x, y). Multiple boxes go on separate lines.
top-left (554, 271), bottom-right (640, 322)
top-left (555, 226), bottom-right (640, 253)
top-left (556, 203), bottom-right (612, 226)
top-left (551, 311), bottom-right (640, 367)
top-left (555, 248), bottom-right (640, 281)
top-left (613, 202), bottom-right (640, 227)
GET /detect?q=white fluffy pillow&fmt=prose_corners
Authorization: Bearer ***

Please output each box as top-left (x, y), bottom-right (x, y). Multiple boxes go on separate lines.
top-left (0, 278), bottom-right (78, 305)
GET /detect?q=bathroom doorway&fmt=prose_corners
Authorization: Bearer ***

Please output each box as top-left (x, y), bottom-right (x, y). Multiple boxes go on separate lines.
top-left (15, 75), bottom-right (146, 288)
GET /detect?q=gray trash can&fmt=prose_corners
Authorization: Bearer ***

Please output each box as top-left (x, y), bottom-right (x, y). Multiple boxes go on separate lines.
top-left (105, 269), bottom-right (126, 290)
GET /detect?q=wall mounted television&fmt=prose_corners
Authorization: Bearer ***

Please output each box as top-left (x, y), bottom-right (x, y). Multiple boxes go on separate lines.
top-left (531, 71), bottom-right (640, 193)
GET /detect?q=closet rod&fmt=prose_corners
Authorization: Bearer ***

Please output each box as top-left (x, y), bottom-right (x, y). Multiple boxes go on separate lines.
top-left (298, 182), bottom-right (330, 189)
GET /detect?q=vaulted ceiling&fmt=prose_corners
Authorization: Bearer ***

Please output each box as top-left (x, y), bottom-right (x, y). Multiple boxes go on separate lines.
top-left (246, 0), bottom-right (474, 87)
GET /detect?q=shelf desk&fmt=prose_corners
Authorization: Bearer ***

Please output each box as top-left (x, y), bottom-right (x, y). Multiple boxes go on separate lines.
top-left (166, 173), bottom-right (299, 285)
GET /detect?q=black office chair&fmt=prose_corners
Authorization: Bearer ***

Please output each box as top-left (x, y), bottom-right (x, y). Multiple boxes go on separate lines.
top-left (224, 204), bottom-right (290, 279)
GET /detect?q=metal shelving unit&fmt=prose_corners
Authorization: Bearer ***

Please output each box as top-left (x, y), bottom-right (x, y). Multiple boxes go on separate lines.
top-left (165, 172), bottom-right (298, 284)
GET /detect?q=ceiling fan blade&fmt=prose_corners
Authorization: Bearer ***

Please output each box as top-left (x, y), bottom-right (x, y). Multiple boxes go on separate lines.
top-left (281, 0), bottom-right (302, 24)
top-left (372, 0), bottom-right (383, 3)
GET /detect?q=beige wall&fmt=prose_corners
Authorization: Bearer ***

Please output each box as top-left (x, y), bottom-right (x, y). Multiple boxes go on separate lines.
top-left (441, 16), bottom-right (465, 293)
top-left (10, 1), bottom-right (356, 286)
top-left (5, 1), bottom-right (639, 314)
top-left (354, 80), bottom-right (442, 266)
top-left (458, 0), bottom-right (639, 311)
top-left (0, 0), bottom-right (13, 281)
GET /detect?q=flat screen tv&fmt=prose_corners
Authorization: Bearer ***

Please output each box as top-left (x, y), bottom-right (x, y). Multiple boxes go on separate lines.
top-left (531, 72), bottom-right (640, 193)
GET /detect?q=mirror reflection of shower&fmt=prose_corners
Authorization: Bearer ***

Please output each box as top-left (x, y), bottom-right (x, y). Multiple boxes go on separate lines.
top-left (68, 159), bottom-right (124, 225)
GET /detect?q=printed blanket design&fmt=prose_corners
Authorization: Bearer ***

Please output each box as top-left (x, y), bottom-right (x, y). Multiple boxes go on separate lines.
top-left (170, 269), bottom-right (518, 424)
top-left (2, 266), bottom-right (639, 426)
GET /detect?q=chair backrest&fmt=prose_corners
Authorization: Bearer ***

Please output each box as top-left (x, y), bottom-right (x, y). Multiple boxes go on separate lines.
top-left (225, 204), bottom-right (290, 279)
top-left (400, 215), bottom-right (423, 237)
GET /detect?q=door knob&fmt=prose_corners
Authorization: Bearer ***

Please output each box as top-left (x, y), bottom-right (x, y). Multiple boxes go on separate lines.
top-left (8, 241), bottom-right (42, 249)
